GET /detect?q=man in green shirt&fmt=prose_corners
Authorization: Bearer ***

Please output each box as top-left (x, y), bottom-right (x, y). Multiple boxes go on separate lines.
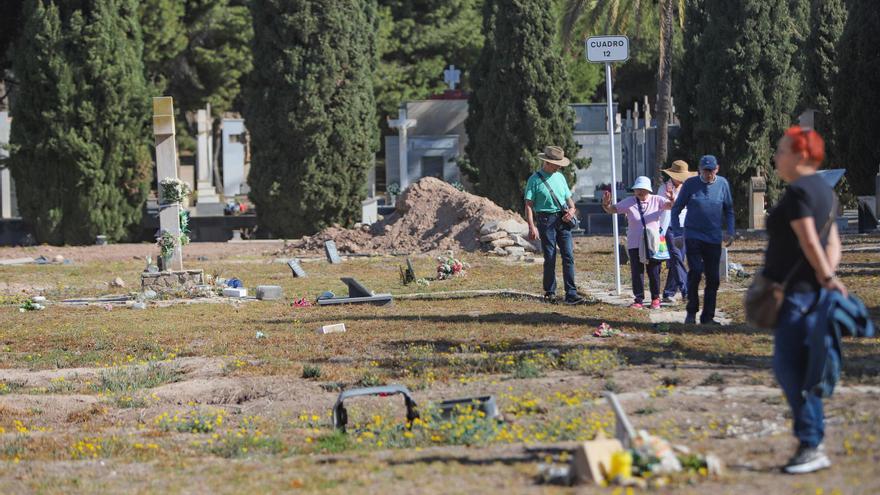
top-left (524, 146), bottom-right (584, 304)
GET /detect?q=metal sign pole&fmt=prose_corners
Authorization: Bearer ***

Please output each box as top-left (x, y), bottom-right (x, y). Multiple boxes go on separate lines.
top-left (605, 62), bottom-right (622, 295)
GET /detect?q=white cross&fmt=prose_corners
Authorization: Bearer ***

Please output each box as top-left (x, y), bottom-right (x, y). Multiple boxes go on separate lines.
top-left (443, 65), bottom-right (461, 90)
top-left (387, 108), bottom-right (417, 190)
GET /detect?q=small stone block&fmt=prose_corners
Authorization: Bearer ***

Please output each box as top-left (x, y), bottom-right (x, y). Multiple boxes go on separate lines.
top-left (571, 438), bottom-right (624, 485)
top-left (480, 231), bottom-right (507, 243)
top-left (223, 287), bottom-right (247, 298)
top-left (317, 323), bottom-right (346, 335)
top-left (256, 285), bottom-right (283, 300)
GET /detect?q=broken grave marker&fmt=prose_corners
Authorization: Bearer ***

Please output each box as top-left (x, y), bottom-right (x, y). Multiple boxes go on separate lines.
top-left (287, 259), bottom-right (307, 278)
top-left (316, 277), bottom-right (392, 306)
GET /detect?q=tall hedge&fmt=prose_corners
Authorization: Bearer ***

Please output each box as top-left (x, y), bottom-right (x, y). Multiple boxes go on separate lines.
top-left (464, 0), bottom-right (578, 211)
top-left (244, 0), bottom-right (378, 237)
top-left (675, 0), bottom-right (800, 222)
top-left (803, 0), bottom-right (846, 166)
top-left (9, 0), bottom-right (152, 244)
top-left (833, 0), bottom-right (880, 194)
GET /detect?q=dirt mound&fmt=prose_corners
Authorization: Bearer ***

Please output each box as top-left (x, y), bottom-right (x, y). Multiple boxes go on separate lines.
top-left (284, 177), bottom-right (525, 254)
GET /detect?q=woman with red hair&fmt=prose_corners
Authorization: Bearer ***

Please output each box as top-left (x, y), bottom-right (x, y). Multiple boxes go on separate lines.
top-left (765, 126), bottom-right (845, 474)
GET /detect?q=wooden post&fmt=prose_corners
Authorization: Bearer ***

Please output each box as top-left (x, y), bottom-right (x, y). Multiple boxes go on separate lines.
top-left (152, 97), bottom-right (183, 271)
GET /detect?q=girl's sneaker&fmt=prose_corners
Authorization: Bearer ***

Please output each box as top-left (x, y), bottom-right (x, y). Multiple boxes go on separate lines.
top-left (629, 302), bottom-right (644, 309)
top-left (650, 299), bottom-right (661, 310)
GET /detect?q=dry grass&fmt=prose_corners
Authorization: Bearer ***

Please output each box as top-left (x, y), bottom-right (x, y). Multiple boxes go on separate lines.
top-left (0, 236), bottom-right (877, 493)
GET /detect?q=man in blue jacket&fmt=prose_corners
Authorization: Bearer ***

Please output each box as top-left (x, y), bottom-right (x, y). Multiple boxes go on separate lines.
top-left (670, 155), bottom-right (735, 325)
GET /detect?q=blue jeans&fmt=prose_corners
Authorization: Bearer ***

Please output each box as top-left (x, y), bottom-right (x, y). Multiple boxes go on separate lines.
top-left (774, 290), bottom-right (825, 448)
top-left (662, 229), bottom-right (688, 298)
top-left (685, 238), bottom-right (721, 322)
top-left (536, 212), bottom-right (577, 299)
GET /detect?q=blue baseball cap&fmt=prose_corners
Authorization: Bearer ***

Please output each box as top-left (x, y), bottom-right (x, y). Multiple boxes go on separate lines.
top-left (699, 155), bottom-right (718, 170)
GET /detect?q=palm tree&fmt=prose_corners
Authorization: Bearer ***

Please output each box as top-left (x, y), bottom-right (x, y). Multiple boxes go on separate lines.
top-left (561, 0), bottom-right (683, 170)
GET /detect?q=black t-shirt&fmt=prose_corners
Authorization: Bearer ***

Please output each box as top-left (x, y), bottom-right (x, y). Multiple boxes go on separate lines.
top-left (763, 174), bottom-right (836, 291)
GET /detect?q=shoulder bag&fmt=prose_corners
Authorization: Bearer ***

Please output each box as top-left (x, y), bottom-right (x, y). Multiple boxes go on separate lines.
top-left (535, 172), bottom-right (579, 230)
top-left (745, 196), bottom-right (837, 329)
top-left (637, 199), bottom-right (670, 264)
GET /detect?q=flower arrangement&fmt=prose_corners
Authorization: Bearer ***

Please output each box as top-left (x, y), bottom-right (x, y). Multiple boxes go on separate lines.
top-left (159, 177), bottom-right (191, 204)
top-left (387, 182), bottom-right (401, 196)
top-left (157, 231), bottom-right (178, 260)
top-left (436, 253), bottom-right (468, 280)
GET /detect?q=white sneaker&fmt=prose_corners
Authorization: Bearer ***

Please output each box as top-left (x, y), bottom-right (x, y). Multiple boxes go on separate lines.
top-left (783, 444), bottom-right (831, 474)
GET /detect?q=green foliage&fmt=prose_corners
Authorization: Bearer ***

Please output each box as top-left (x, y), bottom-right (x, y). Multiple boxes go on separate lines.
top-left (564, 52), bottom-right (603, 103)
top-left (465, 0), bottom-right (579, 210)
top-left (301, 365), bottom-right (322, 379)
top-left (139, 0), bottom-right (252, 115)
top-left (91, 362), bottom-right (183, 393)
top-left (675, 0), bottom-right (801, 223)
top-left (833, 0), bottom-right (880, 194)
top-left (374, 0), bottom-right (484, 119)
top-left (244, 0), bottom-right (379, 237)
top-left (137, 0), bottom-right (187, 93)
top-left (9, 0), bottom-right (153, 244)
top-left (802, 0), bottom-right (846, 166)
top-left (0, 1), bottom-right (24, 77)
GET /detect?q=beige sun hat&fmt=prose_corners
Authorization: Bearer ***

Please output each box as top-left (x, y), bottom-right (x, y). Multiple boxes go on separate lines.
top-left (661, 160), bottom-right (696, 182)
top-left (537, 146), bottom-right (571, 167)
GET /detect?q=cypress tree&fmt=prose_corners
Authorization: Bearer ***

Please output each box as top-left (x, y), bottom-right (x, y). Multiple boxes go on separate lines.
top-left (803, 0), bottom-right (846, 166)
top-left (9, 0), bottom-right (152, 244)
top-left (674, 0), bottom-right (800, 222)
top-left (833, 0), bottom-right (880, 194)
top-left (244, 0), bottom-right (378, 237)
top-left (465, 0), bottom-right (578, 211)
top-left (7, 0), bottom-right (72, 243)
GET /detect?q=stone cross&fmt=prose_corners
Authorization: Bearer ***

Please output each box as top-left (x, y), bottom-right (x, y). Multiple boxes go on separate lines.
top-left (152, 97), bottom-right (183, 271)
top-left (0, 112), bottom-right (12, 219)
top-left (387, 107), bottom-right (417, 190)
top-left (443, 65), bottom-right (461, 91)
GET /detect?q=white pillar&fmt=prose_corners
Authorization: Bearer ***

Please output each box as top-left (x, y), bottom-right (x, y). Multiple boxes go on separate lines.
top-left (195, 107), bottom-right (221, 213)
top-left (387, 107), bottom-right (417, 191)
top-left (152, 97), bottom-right (183, 271)
top-left (197, 109), bottom-right (210, 183)
top-left (0, 112), bottom-right (12, 219)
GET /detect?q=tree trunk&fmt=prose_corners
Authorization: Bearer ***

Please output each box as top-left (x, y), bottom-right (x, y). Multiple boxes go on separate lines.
top-left (655, 0), bottom-right (675, 174)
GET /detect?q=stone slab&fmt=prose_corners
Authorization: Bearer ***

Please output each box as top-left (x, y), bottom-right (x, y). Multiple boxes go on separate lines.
top-left (480, 231), bottom-right (507, 242)
top-left (317, 323), bottom-right (346, 334)
top-left (256, 285), bottom-right (283, 300)
top-left (223, 287), bottom-right (247, 298)
top-left (490, 237), bottom-right (515, 248)
top-left (141, 270), bottom-right (205, 293)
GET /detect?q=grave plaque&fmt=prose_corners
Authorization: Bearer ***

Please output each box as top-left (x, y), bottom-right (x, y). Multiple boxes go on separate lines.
top-left (287, 259), bottom-right (307, 278)
top-left (324, 240), bottom-right (342, 264)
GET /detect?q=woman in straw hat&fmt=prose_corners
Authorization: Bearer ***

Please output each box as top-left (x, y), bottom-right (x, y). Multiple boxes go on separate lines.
top-left (657, 160), bottom-right (697, 303)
